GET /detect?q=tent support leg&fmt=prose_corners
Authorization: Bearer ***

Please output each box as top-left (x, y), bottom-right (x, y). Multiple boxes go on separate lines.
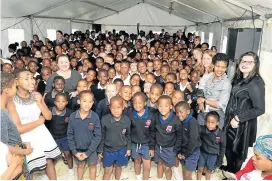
top-left (30, 16), bottom-right (34, 38)
top-left (70, 19), bottom-right (72, 34)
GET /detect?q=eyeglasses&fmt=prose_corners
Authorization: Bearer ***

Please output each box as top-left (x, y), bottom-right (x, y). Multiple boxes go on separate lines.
top-left (240, 61), bottom-right (255, 65)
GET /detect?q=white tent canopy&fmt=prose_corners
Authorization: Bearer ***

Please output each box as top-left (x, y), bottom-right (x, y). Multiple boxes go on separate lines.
top-left (1, 0), bottom-right (272, 136)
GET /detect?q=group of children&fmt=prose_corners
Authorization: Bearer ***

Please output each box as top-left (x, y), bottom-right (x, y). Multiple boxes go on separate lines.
top-left (1, 28), bottom-right (271, 180)
top-left (43, 76), bottom-right (226, 180)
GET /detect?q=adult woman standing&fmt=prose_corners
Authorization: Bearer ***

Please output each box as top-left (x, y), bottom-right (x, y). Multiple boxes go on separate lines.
top-left (53, 30), bottom-right (68, 46)
top-left (45, 54), bottom-right (82, 95)
top-left (224, 51), bottom-right (265, 173)
top-left (192, 48), bottom-right (204, 75)
top-left (198, 50), bottom-right (215, 89)
top-left (197, 53), bottom-right (232, 129)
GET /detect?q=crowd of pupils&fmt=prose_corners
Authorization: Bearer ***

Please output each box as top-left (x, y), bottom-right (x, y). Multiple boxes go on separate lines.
top-left (1, 27), bottom-right (270, 181)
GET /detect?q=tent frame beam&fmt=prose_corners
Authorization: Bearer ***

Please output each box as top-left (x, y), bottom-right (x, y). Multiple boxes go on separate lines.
top-left (72, 0), bottom-right (124, 19)
top-left (146, 0), bottom-right (198, 23)
top-left (80, 0), bottom-right (118, 13)
top-left (223, 0), bottom-right (265, 16)
top-left (32, 15), bottom-right (93, 24)
top-left (92, 0), bottom-right (143, 22)
top-left (173, 0), bottom-right (221, 20)
top-left (30, 0), bottom-right (74, 17)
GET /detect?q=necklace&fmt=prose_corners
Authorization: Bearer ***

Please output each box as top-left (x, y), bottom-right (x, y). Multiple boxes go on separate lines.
top-left (14, 93), bottom-right (35, 105)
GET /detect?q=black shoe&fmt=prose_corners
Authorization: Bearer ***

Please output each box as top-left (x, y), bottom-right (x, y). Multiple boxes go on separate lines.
top-left (62, 155), bottom-right (68, 165)
top-left (220, 165), bottom-right (228, 171)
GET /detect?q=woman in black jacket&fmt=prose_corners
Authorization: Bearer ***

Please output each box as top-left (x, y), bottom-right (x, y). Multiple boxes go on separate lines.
top-left (223, 51), bottom-right (265, 173)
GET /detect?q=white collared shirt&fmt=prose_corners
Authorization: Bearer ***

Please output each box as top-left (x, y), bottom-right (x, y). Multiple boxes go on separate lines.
top-left (179, 81), bottom-right (190, 92)
top-left (97, 82), bottom-right (106, 90)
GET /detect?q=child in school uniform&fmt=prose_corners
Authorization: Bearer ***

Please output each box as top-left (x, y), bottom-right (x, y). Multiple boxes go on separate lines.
top-left (67, 90), bottom-right (101, 180)
top-left (91, 69), bottom-right (108, 103)
top-left (98, 96), bottom-right (131, 180)
top-left (178, 69), bottom-right (194, 102)
top-left (44, 76), bottom-right (70, 108)
top-left (70, 79), bottom-right (88, 112)
top-left (197, 111), bottom-right (226, 180)
top-left (132, 85), bottom-right (141, 97)
top-left (119, 85), bottom-right (132, 109)
top-left (128, 92), bottom-right (156, 180)
top-left (147, 83), bottom-right (163, 109)
top-left (85, 68), bottom-right (97, 89)
top-left (46, 93), bottom-right (74, 179)
top-left (154, 95), bottom-right (181, 180)
top-left (164, 82), bottom-right (175, 97)
top-left (175, 101), bottom-right (202, 180)
top-left (96, 84), bottom-right (117, 119)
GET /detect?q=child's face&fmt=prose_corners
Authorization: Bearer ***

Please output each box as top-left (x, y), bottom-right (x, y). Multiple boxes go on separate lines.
top-left (106, 85), bottom-right (117, 100)
top-left (149, 87), bottom-right (162, 104)
top-left (180, 69), bottom-right (189, 80)
top-left (144, 83), bottom-right (152, 98)
top-left (190, 72), bottom-right (199, 84)
top-left (252, 149), bottom-right (272, 171)
top-left (70, 58), bottom-right (77, 67)
top-left (206, 116), bottom-right (219, 131)
top-left (119, 87), bottom-right (132, 101)
top-left (77, 81), bottom-right (88, 93)
top-left (28, 62), bottom-right (37, 74)
top-left (98, 72), bottom-right (108, 86)
top-left (54, 79), bottom-right (65, 93)
top-left (132, 86), bottom-right (141, 97)
top-left (165, 84), bottom-right (175, 97)
top-left (51, 61), bottom-right (59, 72)
top-left (172, 92), bottom-right (184, 106)
top-left (54, 96), bottom-right (68, 111)
top-left (77, 66), bottom-right (83, 73)
top-left (130, 75), bottom-right (141, 86)
top-left (114, 63), bottom-right (121, 72)
top-left (145, 75), bottom-right (155, 84)
top-left (16, 71), bottom-right (35, 91)
top-left (42, 70), bottom-right (51, 81)
top-left (115, 82), bottom-right (124, 93)
top-left (146, 62), bottom-right (154, 73)
top-left (166, 75), bottom-right (176, 84)
top-left (176, 106), bottom-right (189, 121)
top-left (120, 63), bottom-right (129, 75)
top-left (153, 60), bottom-right (162, 71)
top-left (78, 94), bottom-right (94, 112)
top-left (86, 71), bottom-right (96, 82)
top-left (171, 61), bottom-right (179, 71)
top-left (3, 64), bottom-right (12, 73)
top-left (108, 69), bottom-right (116, 79)
top-left (133, 96), bottom-right (146, 112)
top-left (110, 100), bottom-right (124, 119)
top-left (158, 99), bottom-right (172, 116)
top-left (130, 63), bottom-right (138, 72)
top-left (138, 62), bottom-right (147, 74)
top-left (160, 67), bottom-right (169, 80)
top-left (75, 51), bottom-right (82, 59)
top-left (96, 59), bottom-right (104, 69)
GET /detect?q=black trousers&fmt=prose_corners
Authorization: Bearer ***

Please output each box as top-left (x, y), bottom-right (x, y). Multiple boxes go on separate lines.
top-left (225, 148), bottom-right (245, 173)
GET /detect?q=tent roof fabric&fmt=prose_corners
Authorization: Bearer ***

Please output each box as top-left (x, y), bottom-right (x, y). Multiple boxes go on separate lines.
top-left (2, 0), bottom-right (272, 24)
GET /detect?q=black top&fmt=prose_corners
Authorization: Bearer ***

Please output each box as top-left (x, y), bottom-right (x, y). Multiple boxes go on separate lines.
top-left (154, 111), bottom-right (181, 150)
top-left (98, 114), bottom-right (131, 152)
top-left (178, 116), bottom-right (202, 158)
top-left (91, 83), bottom-right (106, 103)
top-left (225, 76), bottom-right (265, 159)
top-left (199, 126), bottom-right (226, 167)
top-left (95, 98), bottom-right (110, 120)
top-left (67, 110), bottom-right (101, 157)
top-left (126, 107), bottom-right (156, 149)
top-left (46, 107), bottom-right (73, 139)
top-left (44, 91), bottom-right (70, 108)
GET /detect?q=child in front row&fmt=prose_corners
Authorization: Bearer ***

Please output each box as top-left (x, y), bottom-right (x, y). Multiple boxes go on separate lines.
top-left (46, 93), bottom-right (74, 179)
top-left (98, 96), bottom-right (131, 180)
top-left (154, 95), bottom-right (181, 180)
top-left (128, 92), bottom-right (156, 180)
top-left (175, 101), bottom-right (202, 180)
top-left (197, 111), bottom-right (226, 180)
top-left (67, 90), bottom-right (101, 180)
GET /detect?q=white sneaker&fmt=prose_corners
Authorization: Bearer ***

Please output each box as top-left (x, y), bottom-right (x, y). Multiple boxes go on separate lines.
top-left (173, 167), bottom-right (182, 180)
top-left (136, 174), bottom-right (142, 180)
top-left (67, 169), bottom-right (74, 180)
top-left (120, 171), bottom-right (128, 180)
